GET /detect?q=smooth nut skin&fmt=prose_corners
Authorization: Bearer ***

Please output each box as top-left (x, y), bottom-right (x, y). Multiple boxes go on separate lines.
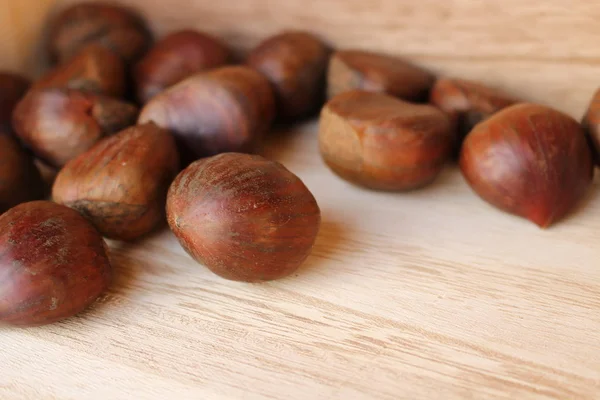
top-left (327, 50), bottom-right (434, 102)
top-left (0, 133), bottom-right (44, 213)
top-left (48, 3), bottom-right (152, 64)
top-left (134, 30), bottom-right (230, 103)
top-left (319, 90), bottom-right (454, 191)
top-left (581, 88), bottom-right (600, 165)
top-left (167, 153), bottom-right (321, 282)
top-left (52, 123), bottom-right (180, 241)
top-left (139, 66), bottom-right (275, 165)
top-left (12, 88), bottom-right (139, 167)
top-left (246, 31), bottom-right (330, 120)
top-left (0, 201), bottom-right (112, 327)
top-left (430, 78), bottom-right (518, 151)
top-left (460, 103), bottom-right (593, 228)
top-left (34, 45), bottom-right (126, 97)
top-left (0, 72), bottom-right (30, 127)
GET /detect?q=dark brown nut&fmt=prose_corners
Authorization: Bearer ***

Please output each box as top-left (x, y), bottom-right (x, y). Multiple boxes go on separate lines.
top-left (0, 201), bottom-right (112, 327)
top-left (34, 45), bottom-right (126, 97)
top-left (582, 88), bottom-right (600, 165)
top-left (429, 78), bottom-right (519, 152)
top-left (246, 31), bottom-right (330, 120)
top-left (52, 123), bottom-right (179, 241)
top-left (12, 88), bottom-right (139, 167)
top-left (0, 72), bottom-right (30, 127)
top-left (134, 29), bottom-right (230, 103)
top-left (460, 103), bottom-right (593, 228)
top-left (139, 66), bottom-right (275, 165)
top-left (48, 3), bottom-right (152, 64)
top-left (327, 50), bottom-right (434, 102)
top-left (0, 132), bottom-right (44, 213)
top-left (319, 90), bottom-right (453, 191)
top-left (167, 153), bottom-right (321, 282)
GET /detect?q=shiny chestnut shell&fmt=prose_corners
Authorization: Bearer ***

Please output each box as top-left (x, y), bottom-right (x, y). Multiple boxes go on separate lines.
top-left (166, 153), bottom-right (321, 282)
top-left (0, 72), bottom-right (30, 127)
top-left (0, 201), bottom-right (112, 326)
top-left (582, 88), bottom-right (600, 165)
top-left (460, 103), bottom-right (593, 228)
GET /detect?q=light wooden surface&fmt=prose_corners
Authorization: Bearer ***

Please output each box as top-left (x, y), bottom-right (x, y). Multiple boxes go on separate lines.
top-left (2, 1), bottom-right (600, 399)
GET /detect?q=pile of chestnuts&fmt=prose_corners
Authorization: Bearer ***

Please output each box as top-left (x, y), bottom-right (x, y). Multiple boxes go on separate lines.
top-left (0, 2), bottom-right (598, 327)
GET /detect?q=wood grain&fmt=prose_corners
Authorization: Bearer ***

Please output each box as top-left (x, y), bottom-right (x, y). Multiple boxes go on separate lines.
top-left (2, 1), bottom-right (600, 399)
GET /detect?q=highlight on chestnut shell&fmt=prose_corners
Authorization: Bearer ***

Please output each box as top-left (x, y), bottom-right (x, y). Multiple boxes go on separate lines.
top-left (460, 103), bottom-right (594, 228)
top-left (0, 201), bottom-right (112, 327)
top-left (52, 122), bottom-right (180, 241)
top-left (166, 153), bottom-right (321, 282)
top-left (319, 90), bottom-right (454, 191)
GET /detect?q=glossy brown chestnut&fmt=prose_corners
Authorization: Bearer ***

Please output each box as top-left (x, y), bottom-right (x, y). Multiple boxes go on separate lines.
top-left (134, 29), bottom-right (230, 103)
top-left (460, 103), bottom-right (593, 228)
top-left (52, 123), bottom-right (179, 241)
top-left (327, 50), bottom-right (434, 102)
top-left (34, 45), bottom-right (126, 97)
top-left (429, 78), bottom-right (519, 151)
top-left (0, 72), bottom-right (30, 127)
top-left (581, 88), bottom-right (600, 165)
top-left (12, 88), bottom-right (138, 167)
top-left (246, 31), bottom-right (330, 120)
top-left (0, 201), bottom-right (112, 327)
top-left (167, 153), bottom-right (320, 282)
top-left (139, 66), bottom-right (275, 164)
top-left (0, 132), bottom-right (44, 213)
top-left (319, 90), bottom-right (454, 191)
top-left (48, 2), bottom-right (152, 64)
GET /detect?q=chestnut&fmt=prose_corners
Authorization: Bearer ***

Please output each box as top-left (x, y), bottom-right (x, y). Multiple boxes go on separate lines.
top-left (0, 132), bottom-right (44, 213)
top-left (319, 90), bottom-right (454, 191)
top-left (167, 153), bottom-right (320, 282)
top-left (12, 88), bottom-right (139, 167)
top-left (327, 50), bottom-right (434, 102)
top-left (139, 66), bottom-right (275, 164)
top-left (134, 29), bottom-right (230, 103)
top-left (246, 31), bottom-right (330, 120)
top-left (48, 2), bottom-right (152, 64)
top-left (0, 72), bottom-right (30, 128)
top-left (52, 122), bottom-right (179, 241)
top-left (429, 78), bottom-right (519, 152)
top-left (460, 103), bottom-right (593, 228)
top-left (0, 201), bottom-right (112, 327)
top-left (34, 45), bottom-right (126, 98)
top-left (582, 88), bottom-right (600, 165)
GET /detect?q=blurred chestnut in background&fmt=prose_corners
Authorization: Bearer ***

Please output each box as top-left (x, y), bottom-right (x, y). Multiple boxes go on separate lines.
top-left (0, 201), bottom-right (112, 327)
top-left (0, 132), bottom-right (44, 214)
top-left (52, 123), bottom-right (179, 241)
top-left (134, 29), bottom-right (230, 104)
top-left (327, 50), bottom-right (434, 102)
top-left (460, 103), bottom-right (593, 228)
top-left (34, 45), bottom-right (126, 98)
top-left (48, 3), bottom-right (152, 64)
top-left (582, 87), bottom-right (600, 165)
top-left (167, 153), bottom-right (321, 282)
top-left (0, 72), bottom-right (30, 127)
top-left (246, 31), bottom-right (330, 120)
top-left (13, 88), bottom-right (138, 167)
top-left (139, 66), bottom-right (275, 165)
top-left (319, 90), bottom-right (453, 191)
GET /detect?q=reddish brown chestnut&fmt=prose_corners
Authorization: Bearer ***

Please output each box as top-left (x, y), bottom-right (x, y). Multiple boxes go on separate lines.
top-left (34, 45), bottom-right (126, 97)
top-left (0, 201), bottom-right (112, 327)
top-left (12, 88), bottom-right (138, 167)
top-left (0, 132), bottom-right (44, 213)
top-left (429, 78), bottom-right (519, 151)
top-left (0, 72), bottom-right (30, 127)
top-left (327, 50), bottom-right (434, 102)
top-left (460, 103), bottom-right (593, 228)
top-left (52, 123), bottom-right (179, 241)
top-left (246, 31), bottom-right (330, 120)
top-left (582, 88), bottom-right (600, 165)
top-left (319, 90), bottom-right (453, 191)
top-left (134, 29), bottom-right (230, 103)
top-left (167, 153), bottom-right (320, 282)
top-left (48, 2), bottom-right (152, 64)
top-left (139, 66), bottom-right (275, 164)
